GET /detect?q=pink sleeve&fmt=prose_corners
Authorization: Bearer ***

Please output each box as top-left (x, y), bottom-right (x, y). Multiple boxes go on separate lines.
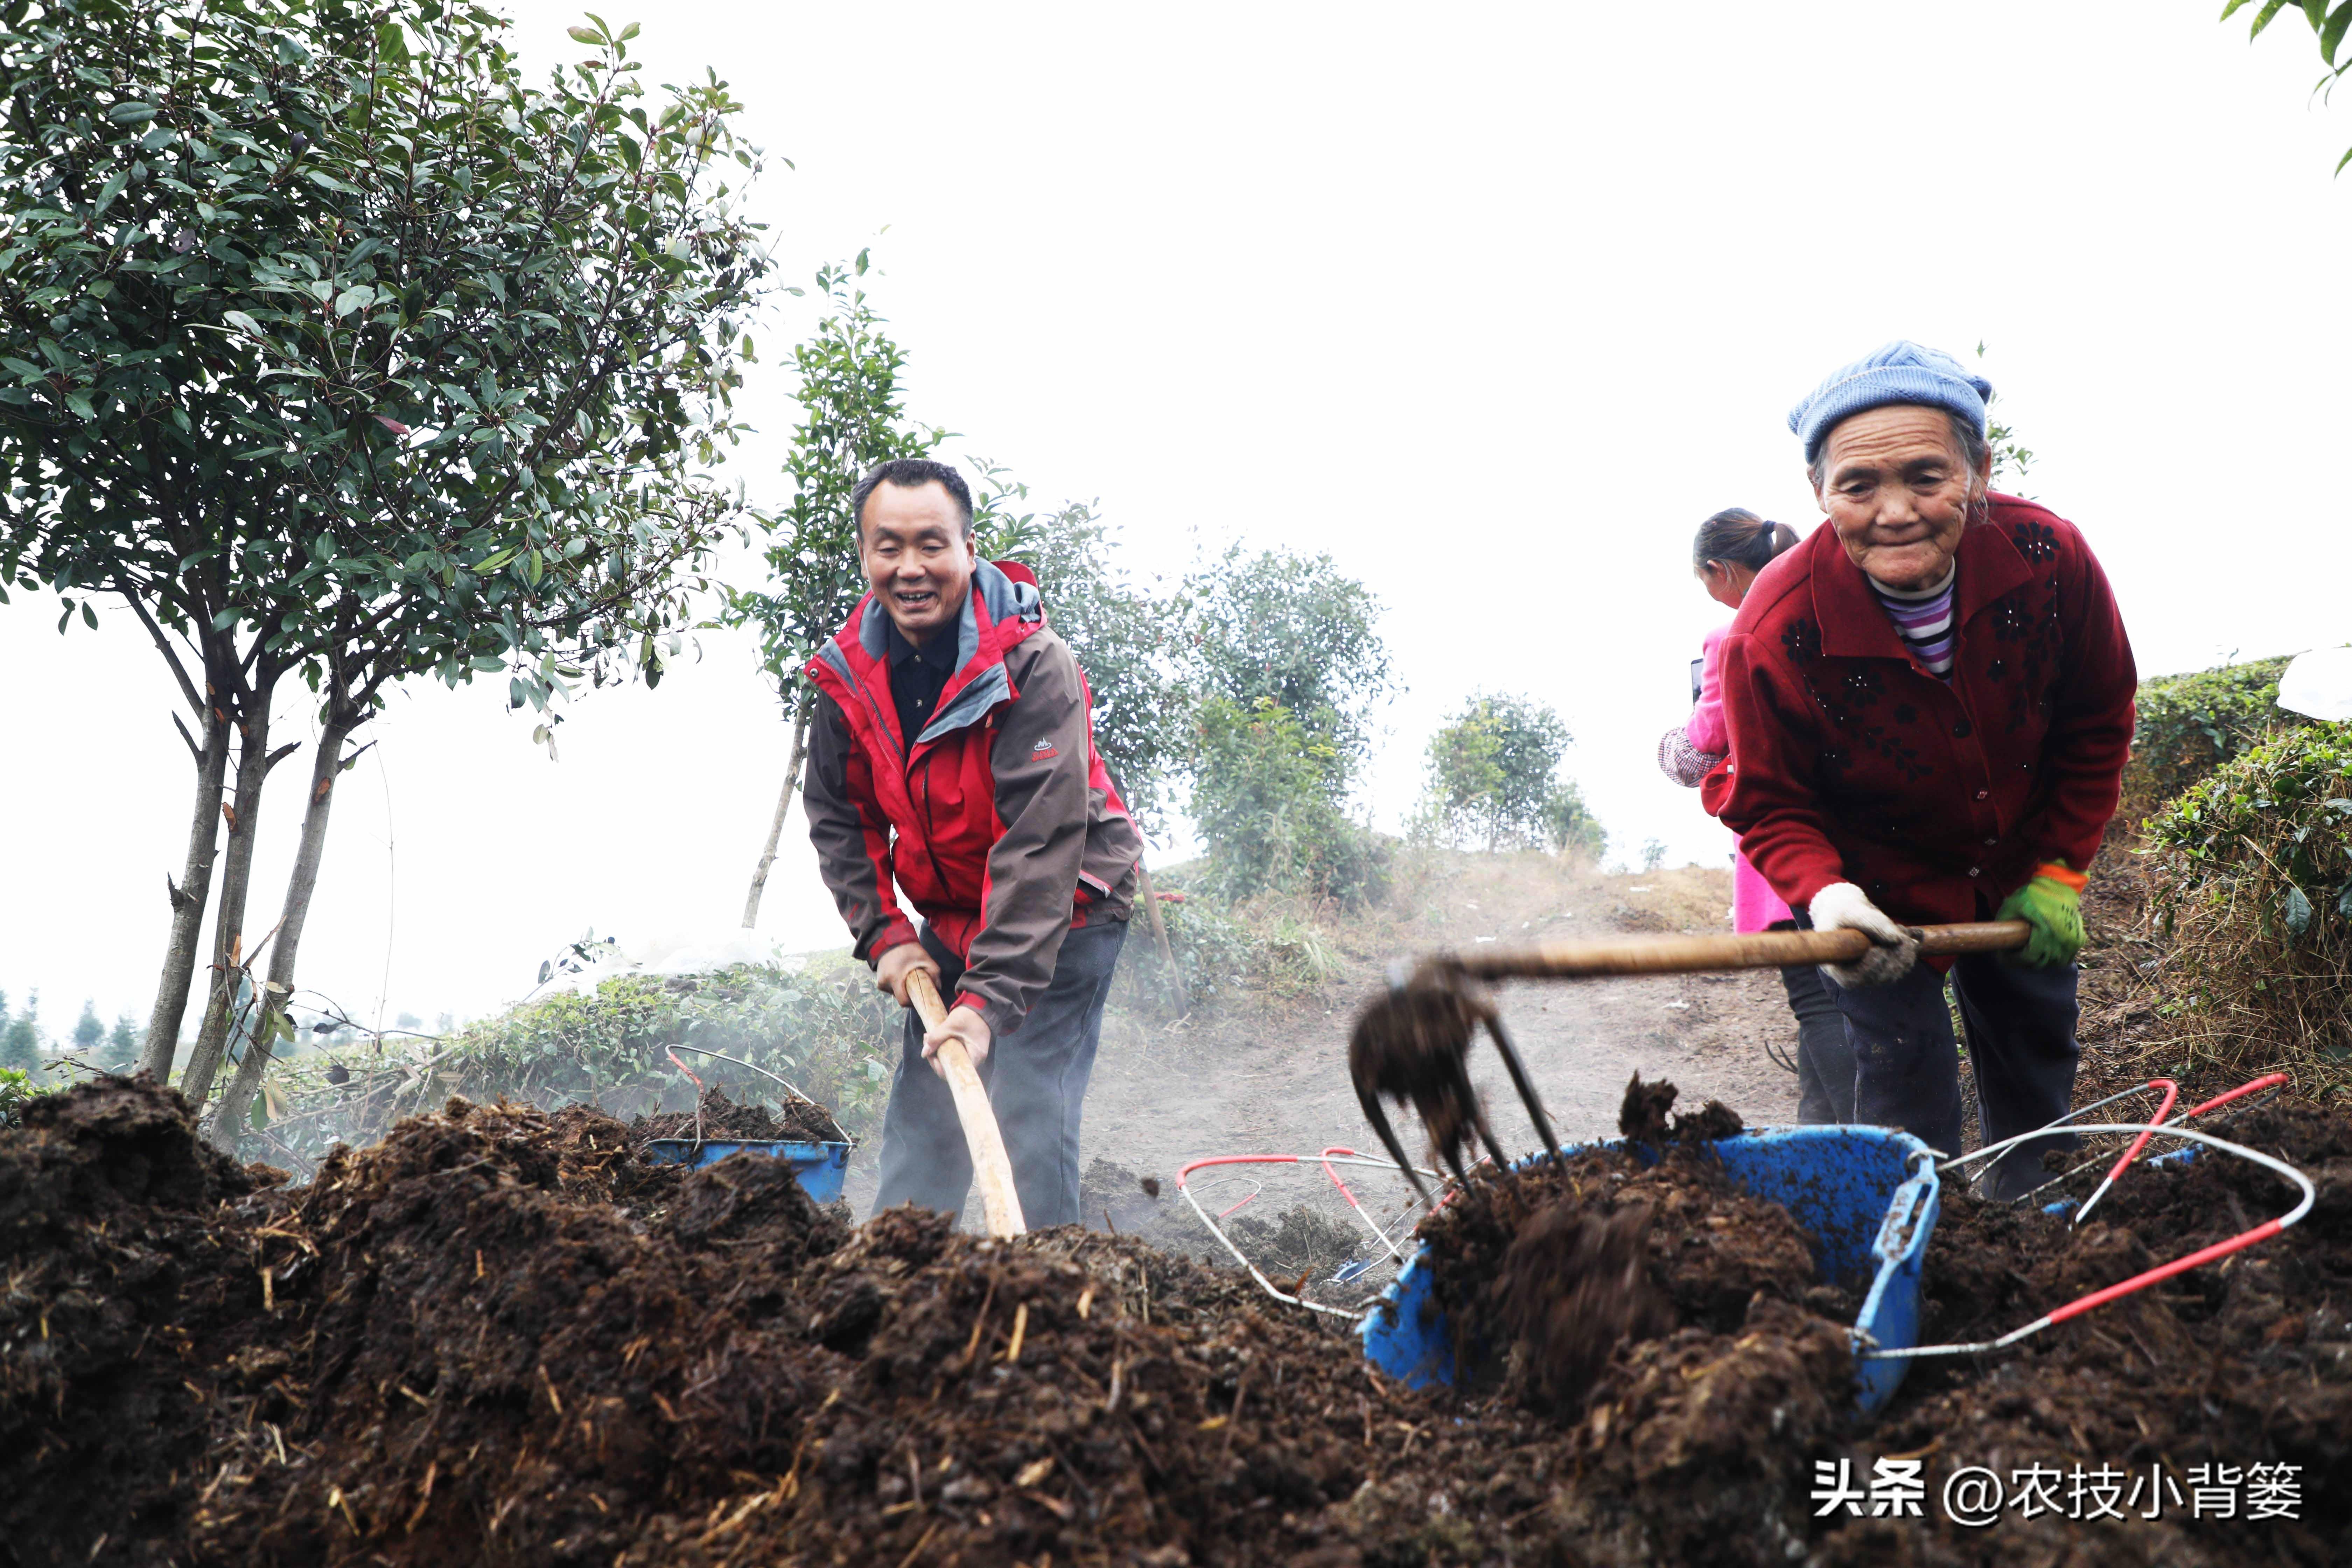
top-left (1684, 624), bottom-right (1731, 755)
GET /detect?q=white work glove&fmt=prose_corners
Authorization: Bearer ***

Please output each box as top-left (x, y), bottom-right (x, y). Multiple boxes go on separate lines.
top-left (1808, 881), bottom-right (1918, 988)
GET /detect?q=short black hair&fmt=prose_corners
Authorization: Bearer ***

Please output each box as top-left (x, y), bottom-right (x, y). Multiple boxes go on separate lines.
top-left (850, 458), bottom-right (973, 540)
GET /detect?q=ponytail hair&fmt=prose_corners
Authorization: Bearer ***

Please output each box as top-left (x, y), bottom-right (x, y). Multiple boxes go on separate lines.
top-left (1692, 507), bottom-right (1798, 575)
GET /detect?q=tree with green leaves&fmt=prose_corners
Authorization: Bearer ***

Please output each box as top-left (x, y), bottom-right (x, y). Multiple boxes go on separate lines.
top-left (1189, 696), bottom-right (1378, 903)
top-left (107, 1012), bottom-right (138, 1065)
top-left (1974, 343), bottom-right (2034, 488)
top-left (1, 992), bottom-right (41, 1074)
top-left (2222, 0), bottom-right (2352, 172)
top-left (1180, 545), bottom-right (1392, 784)
top-left (0, 0), bottom-right (766, 1130)
top-left (1544, 783), bottom-right (1606, 861)
top-left (1176, 547), bottom-right (1391, 903)
top-left (726, 257), bottom-right (945, 928)
top-left (1420, 692), bottom-right (1578, 851)
top-left (70, 999), bottom-right (103, 1055)
top-left (971, 466), bottom-right (1183, 833)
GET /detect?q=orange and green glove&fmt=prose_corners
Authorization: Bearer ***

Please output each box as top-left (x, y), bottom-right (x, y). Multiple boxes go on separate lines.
top-left (1997, 862), bottom-right (2087, 967)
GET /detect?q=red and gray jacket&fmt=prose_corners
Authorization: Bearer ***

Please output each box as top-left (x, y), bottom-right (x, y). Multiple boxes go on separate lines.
top-left (803, 560), bottom-right (1142, 1037)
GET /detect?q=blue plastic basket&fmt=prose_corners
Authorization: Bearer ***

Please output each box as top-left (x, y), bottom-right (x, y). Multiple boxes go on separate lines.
top-left (642, 1138), bottom-right (853, 1204)
top-left (1358, 1125), bottom-right (1940, 1415)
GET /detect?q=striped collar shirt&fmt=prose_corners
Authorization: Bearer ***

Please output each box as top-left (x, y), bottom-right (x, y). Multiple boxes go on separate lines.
top-left (1867, 564), bottom-right (1959, 678)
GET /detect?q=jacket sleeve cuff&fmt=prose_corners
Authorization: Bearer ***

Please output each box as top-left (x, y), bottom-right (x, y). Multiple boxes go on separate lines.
top-left (1783, 869), bottom-right (1843, 914)
top-left (860, 919), bottom-right (922, 967)
top-left (954, 991), bottom-right (1020, 1037)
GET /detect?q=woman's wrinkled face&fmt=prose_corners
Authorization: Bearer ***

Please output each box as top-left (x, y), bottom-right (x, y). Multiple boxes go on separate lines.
top-left (1812, 405), bottom-right (1983, 591)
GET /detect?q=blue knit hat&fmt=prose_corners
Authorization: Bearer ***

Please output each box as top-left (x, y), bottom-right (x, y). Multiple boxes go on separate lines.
top-left (1787, 341), bottom-right (1992, 464)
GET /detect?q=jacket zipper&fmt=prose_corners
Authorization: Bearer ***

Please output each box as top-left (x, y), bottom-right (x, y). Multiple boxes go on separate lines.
top-left (837, 662), bottom-right (903, 770)
top-left (911, 747), bottom-right (954, 905)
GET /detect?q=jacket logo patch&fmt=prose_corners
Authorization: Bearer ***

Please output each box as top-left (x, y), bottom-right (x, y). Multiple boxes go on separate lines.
top-left (1030, 738), bottom-right (1059, 761)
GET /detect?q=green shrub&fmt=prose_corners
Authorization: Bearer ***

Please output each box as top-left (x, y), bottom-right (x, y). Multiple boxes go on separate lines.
top-left (1190, 696), bottom-right (1389, 907)
top-left (1148, 887), bottom-right (1266, 1006)
top-left (1546, 783), bottom-right (1607, 862)
top-left (2120, 656), bottom-right (2310, 826)
top-left (1138, 878), bottom-right (1349, 1007)
top-left (257, 957), bottom-right (902, 1162)
top-left (1420, 693), bottom-right (1581, 852)
top-left (0, 1065), bottom-right (37, 1127)
top-left (2144, 723), bottom-right (2352, 1087)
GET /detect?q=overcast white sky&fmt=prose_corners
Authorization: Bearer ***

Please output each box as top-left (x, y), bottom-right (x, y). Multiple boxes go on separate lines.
top-left (5, 1), bottom-right (2348, 1039)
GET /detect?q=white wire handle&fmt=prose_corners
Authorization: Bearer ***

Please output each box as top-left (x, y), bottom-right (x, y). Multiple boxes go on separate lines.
top-left (1868, 1122), bottom-right (2315, 1361)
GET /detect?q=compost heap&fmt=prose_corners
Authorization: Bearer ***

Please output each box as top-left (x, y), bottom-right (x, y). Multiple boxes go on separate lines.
top-left (5, 1076), bottom-right (2348, 1568)
top-left (1410, 1076), bottom-right (1848, 1422)
top-left (631, 1083), bottom-right (842, 1147)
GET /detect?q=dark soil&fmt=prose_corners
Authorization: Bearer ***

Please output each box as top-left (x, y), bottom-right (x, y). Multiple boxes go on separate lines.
top-left (0, 1078), bottom-right (282, 1564)
top-left (1078, 1155), bottom-right (1374, 1307)
top-left (1616, 1067), bottom-right (1743, 1144)
top-left (1823, 1096), bottom-right (2352, 1565)
top-left (1415, 1079), bottom-right (1833, 1420)
top-left (1079, 1154), bottom-right (1177, 1243)
top-left (631, 1083), bottom-right (844, 1146)
top-left (10, 1075), bottom-right (2349, 1568)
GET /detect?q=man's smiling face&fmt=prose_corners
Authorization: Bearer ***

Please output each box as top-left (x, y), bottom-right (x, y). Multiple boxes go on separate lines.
top-left (858, 479), bottom-right (978, 646)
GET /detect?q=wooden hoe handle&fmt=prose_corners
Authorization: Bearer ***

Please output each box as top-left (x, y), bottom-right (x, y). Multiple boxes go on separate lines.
top-left (1442, 920), bottom-right (2032, 983)
top-left (905, 968), bottom-right (1028, 1238)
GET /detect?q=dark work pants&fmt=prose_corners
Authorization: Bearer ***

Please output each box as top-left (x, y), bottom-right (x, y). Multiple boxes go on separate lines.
top-left (872, 918), bottom-right (1127, 1230)
top-left (1780, 958), bottom-right (1856, 1125)
top-left (1769, 917), bottom-right (1855, 1124)
top-left (1827, 953), bottom-right (2081, 1201)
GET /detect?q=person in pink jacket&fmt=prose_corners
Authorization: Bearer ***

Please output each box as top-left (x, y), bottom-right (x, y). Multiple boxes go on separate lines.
top-left (1658, 508), bottom-right (1854, 1122)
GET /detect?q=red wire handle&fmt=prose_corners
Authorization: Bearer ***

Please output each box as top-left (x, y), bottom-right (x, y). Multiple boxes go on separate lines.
top-left (2054, 1072), bottom-right (2298, 1319)
top-left (1175, 1153), bottom-right (1300, 1186)
top-left (664, 1046), bottom-right (705, 1093)
top-left (1318, 1146), bottom-right (1371, 1214)
top-left (2094, 1077), bottom-right (2177, 1191)
top-left (2180, 1071), bottom-right (2290, 1121)
top-left (665, 1048), bottom-right (708, 1145)
top-left (2046, 1220), bottom-right (2286, 1328)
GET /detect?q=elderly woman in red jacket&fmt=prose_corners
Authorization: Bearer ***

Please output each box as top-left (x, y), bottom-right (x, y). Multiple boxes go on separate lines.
top-left (1703, 342), bottom-right (2135, 1199)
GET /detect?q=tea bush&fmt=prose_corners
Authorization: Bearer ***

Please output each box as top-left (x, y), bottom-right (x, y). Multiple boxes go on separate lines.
top-left (0, 1066), bottom-right (37, 1127)
top-left (2119, 656), bottom-right (2311, 826)
top-left (256, 957), bottom-right (901, 1163)
top-left (2144, 723), bottom-right (2352, 1088)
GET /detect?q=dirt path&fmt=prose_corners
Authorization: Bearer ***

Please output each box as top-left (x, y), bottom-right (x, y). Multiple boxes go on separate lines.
top-left (844, 857), bottom-right (1804, 1220)
top-left (1082, 895), bottom-right (1800, 1187)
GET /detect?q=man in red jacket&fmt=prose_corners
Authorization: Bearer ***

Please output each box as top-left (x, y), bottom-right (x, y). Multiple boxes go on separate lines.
top-left (804, 458), bottom-right (1142, 1227)
top-left (1704, 342), bottom-right (2136, 1199)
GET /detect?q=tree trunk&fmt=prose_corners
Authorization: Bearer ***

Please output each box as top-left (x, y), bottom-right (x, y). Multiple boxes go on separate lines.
top-left (141, 701), bottom-right (230, 1080)
top-left (212, 710), bottom-right (360, 1143)
top-left (741, 701), bottom-right (813, 929)
top-left (1134, 859), bottom-right (1188, 1017)
top-left (179, 675), bottom-right (285, 1111)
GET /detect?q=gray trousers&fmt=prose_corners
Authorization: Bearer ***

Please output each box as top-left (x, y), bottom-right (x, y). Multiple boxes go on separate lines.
top-left (1826, 952), bottom-right (2081, 1201)
top-left (872, 918), bottom-right (1127, 1229)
